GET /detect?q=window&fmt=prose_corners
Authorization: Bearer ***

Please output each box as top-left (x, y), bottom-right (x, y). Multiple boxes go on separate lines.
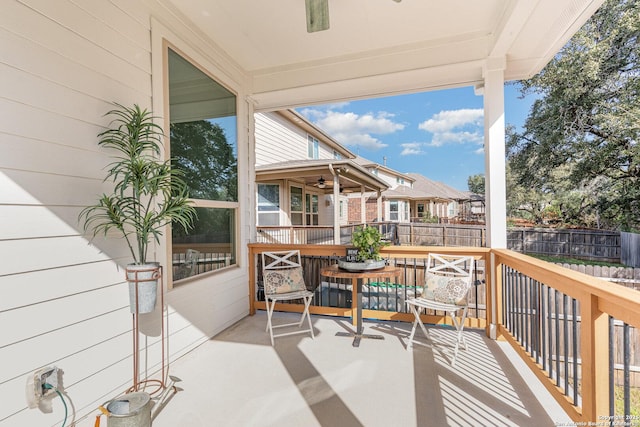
top-left (290, 186), bottom-right (303, 225)
top-left (417, 203), bottom-right (425, 218)
top-left (396, 177), bottom-right (405, 185)
top-left (389, 201), bottom-right (399, 221)
top-left (307, 135), bottom-right (319, 159)
top-left (339, 200), bottom-right (345, 220)
top-left (448, 202), bottom-right (456, 217)
top-left (258, 184), bottom-right (280, 225)
top-left (333, 150), bottom-right (342, 159)
top-left (168, 48), bottom-right (238, 281)
top-left (306, 193), bottom-right (319, 225)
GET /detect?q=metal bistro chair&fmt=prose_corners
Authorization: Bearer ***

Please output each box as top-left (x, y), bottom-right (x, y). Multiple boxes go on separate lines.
top-left (261, 250), bottom-right (315, 346)
top-left (405, 253), bottom-right (475, 366)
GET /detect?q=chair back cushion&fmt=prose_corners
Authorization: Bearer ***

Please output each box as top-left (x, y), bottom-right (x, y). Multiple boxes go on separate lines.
top-left (423, 272), bottom-right (471, 305)
top-left (264, 266), bottom-right (307, 294)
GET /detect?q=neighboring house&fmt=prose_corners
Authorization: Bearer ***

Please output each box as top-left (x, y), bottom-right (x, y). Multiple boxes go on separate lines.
top-left (406, 173), bottom-right (470, 222)
top-left (348, 157), bottom-right (469, 223)
top-left (349, 156), bottom-right (415, 222)
top-left (255, 111), bottom-right (388, 243)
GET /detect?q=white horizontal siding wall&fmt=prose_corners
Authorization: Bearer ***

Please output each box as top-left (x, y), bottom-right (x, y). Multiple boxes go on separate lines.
top-left (255, 111), bottom-right (337, 166)
top-left (0, 1), bottom-right (249, 426)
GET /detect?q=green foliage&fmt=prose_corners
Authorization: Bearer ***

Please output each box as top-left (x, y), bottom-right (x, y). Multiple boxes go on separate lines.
top-left (351, 225), bottom-right (388, 261)
top-left (80, 103), bottom-right (196, 264)
top-left (467, 174), bottom-right (485, 195)
top-left (507, 0), bottom-right (640, 230)
top-left (530, 254), bottom-right (623, 267)
top-left (420, 212), bottom-right (439, 224)
top-left (170, 120), bottom-right (237, 202)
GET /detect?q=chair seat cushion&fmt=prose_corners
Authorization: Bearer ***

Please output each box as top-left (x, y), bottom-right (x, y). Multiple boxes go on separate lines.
top-left (423, 273), bottom-right (470, 305)
top-left (264, 267), bottom-right (307, 294)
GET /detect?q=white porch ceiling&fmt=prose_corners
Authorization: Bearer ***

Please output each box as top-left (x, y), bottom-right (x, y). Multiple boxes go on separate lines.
top-left (163, 0), bottom-right (604, 111)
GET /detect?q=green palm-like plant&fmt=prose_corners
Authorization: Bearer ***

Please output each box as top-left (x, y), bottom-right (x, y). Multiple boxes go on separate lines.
top-left (80, 103), bottom-right (196, 265)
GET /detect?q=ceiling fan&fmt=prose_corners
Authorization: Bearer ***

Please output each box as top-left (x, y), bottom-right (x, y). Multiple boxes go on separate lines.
top-left (315, 176), bottom-right (328, 188)
top-left (305, 0), bottom-right (401, 33)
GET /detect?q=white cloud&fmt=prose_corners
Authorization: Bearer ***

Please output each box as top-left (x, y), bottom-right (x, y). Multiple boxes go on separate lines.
top-left (427, 130), bottom-right (484, 147)
top-left (419, 108), bottom-right (483, 133)
top-left (418, 108), bottom-right (484, 150)
top-left (299, 108), bottom-right (404, 151)
top-left (400, 142), bottom-right (425, 156)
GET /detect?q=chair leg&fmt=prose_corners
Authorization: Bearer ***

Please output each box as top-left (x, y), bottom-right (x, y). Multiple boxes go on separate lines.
top-left (266, 298), bottom-right (276, 346)
top-left (406, 304), bottom-right (430, 350)
top-left (265, 295), bottom-right (314, 346)
top-left (449, 306), bottom-right (468, 366)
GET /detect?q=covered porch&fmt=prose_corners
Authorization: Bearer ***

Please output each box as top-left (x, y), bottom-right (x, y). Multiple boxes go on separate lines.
top-left (152, 310), bottom-right (570, 426)
top-left (3, 1), bottom-right (623, 426)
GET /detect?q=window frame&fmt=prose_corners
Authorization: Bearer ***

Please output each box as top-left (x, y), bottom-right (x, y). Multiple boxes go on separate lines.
top-left (163, 42), bottom-right (241, 286)
top-left (305, 192), bottom-right (319, 225)
top-left (307, 135), bottom-right (319, 159)
top-left (290, 185), bottom-right (304, 226)
top-left (389, 201), bottom-right (399, 221)
top-left (257, 183), bottom-right (281, 226)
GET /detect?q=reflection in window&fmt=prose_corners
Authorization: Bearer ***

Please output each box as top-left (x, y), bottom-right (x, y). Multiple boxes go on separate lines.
top-left (307, 135), bottom-right (319, 159)
top-left (168, 48), bottom-right (238, 282)
top-left (390, 201), bottom-right (399, 221)
top-left (258, 184), bottom-right (280, 226)
top-left (306, 193), bottom-right (318, 225)
top-left (291, 186), bottom-right (303, 225)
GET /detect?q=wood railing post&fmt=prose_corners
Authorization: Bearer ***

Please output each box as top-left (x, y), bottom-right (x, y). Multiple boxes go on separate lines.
top-left (249, 246), bottom-right (256, 315)
top-left (487, 251), bottom-right (499, 339)
top-left (580, 294), bottom-right (609, 422)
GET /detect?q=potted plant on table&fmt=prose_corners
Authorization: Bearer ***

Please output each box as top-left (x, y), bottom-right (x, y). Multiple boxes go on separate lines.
top-left (80, 103), bottom-right (196, 313)
top-left (338, 225), bottom-right (389, 271)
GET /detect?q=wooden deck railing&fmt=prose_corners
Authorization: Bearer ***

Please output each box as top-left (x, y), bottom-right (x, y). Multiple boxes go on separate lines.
top-left (247, 243), bottom-right (640, 424)
top-left (492, 249), bottom-right (640, 423)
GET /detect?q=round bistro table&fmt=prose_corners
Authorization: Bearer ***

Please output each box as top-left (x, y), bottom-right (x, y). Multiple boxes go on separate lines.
top-left (320, 264), bottom-right (402, 347)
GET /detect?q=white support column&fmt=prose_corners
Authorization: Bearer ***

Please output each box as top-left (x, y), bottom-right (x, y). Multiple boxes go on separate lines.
top-left (376, 191), bottom-right (382, 222)
top-left (481, 57), bottom-right (507, 341)
top-left (360, 186), bottom-right (366, 224)
top-left (333, 180), bottom-right (340, 245)
top-left (482, 57), bottom-right (507, 249)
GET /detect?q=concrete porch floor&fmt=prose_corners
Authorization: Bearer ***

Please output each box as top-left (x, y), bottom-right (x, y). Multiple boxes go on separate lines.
top-left (152, 312), bottom-right (573, 427)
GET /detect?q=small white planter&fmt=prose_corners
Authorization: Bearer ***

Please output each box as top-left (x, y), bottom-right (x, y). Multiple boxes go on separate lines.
top-left (338, 258), bottom-right (386, 272)
top-left (126, 263), bottom-right (160, 314)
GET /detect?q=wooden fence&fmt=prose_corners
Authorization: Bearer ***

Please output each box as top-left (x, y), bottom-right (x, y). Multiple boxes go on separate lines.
top-left (397, 223), bottom-right (622, 263)
top-left (621, 231), bottom-right (640, 267)
top-left (508, 227), bottom-right (620, 263)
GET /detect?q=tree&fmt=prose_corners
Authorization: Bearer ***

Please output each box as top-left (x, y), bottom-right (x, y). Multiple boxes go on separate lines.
top-left (467, 174), bottom-right (485, 194)
top-left (170, 120), bottom-right (237, 203)
top-left (507, 0), bottom-right (640, 230)
top-left (170, 120), bottom-right (238, 238)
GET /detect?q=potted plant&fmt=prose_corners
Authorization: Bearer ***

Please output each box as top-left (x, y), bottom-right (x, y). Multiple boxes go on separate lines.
top-left (338, 225), bottom-right (389, 271)
top-left (80, 103), bottom-right (196, 313)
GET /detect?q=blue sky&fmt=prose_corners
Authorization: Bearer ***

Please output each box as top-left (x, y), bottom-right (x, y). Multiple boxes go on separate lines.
top-left (298, 83), bottom-right (535, 191)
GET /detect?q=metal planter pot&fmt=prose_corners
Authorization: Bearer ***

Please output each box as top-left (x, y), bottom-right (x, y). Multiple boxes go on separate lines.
top-left (126, 263), bottom-right (160, 314)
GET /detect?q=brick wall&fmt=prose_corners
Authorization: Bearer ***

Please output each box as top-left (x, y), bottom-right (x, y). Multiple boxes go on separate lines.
top-left (348, 199), bottom-right (379, 222)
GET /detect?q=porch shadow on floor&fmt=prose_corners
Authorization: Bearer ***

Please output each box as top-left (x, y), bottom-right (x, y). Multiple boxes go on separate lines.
top-left (153, 312), bottom-right (572, 427)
